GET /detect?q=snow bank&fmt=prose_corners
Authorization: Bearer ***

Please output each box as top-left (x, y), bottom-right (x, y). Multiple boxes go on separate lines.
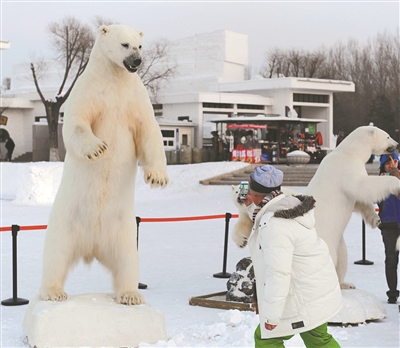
top-left (10, 161), bottom-right (249, 205)
top-left (140, 310), bottom-right (260, 348)
top-left (13, 162), bottom-right (63, 205)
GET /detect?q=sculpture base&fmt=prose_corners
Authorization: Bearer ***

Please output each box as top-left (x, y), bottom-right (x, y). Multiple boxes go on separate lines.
top-left (23, 293), bottom-right (168, 348)
top-left (330, 289), bottom-right (387, 324)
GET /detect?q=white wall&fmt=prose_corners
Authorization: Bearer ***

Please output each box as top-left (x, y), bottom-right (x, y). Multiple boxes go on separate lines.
top-left (165, 30), bottom-right (248, 94)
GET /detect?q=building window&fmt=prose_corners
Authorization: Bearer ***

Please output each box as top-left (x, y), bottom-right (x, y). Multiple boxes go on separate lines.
top-left (293, 106), bottom-right (302, 118)
top-left (203, 102), bottom-right (234, 109)
top-left (163, 140), bottom-right (174, 146)
top-left (182, 134), bottom-right (188, 145)
top-left (161, 130), bottom-right (174, 138)
top-left (237, 104), bottom-right (264, 110)
top-left (153, 104), bottom-right (163, 117)
top-left (34, 116), bottom-right (47, 122)
top-left (293, 93), bottom-right (329, 103)
top-left (161, 129), bottom-right (175, 149)
top-left (178, 116), bottom-right (191, 122)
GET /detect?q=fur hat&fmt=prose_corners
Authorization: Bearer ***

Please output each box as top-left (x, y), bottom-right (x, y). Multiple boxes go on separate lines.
top-left (250, 165), bottom-right (283, 194)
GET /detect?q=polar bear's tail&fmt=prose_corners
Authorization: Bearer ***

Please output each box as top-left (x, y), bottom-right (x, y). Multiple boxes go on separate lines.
top-left (396, 236), bottom-right (400, 251)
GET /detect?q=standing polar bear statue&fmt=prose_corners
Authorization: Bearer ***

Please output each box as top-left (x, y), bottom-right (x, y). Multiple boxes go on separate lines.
top-left (231, 126), bottom-right (400, 290)
top-left (39, 24), bottom-right (168, 305)
top-left (305, 126), bottom-right (399, 289)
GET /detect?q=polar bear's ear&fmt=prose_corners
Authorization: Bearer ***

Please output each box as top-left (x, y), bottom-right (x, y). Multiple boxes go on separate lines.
top-left (99, 25), bottom-right (110, 35)
top-left (138, 31), bottom-right (144, 37)
top-left (369, 127), bottom-right (376, 136)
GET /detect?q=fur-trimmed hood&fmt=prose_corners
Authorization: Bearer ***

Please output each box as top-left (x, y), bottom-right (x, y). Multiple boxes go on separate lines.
top-left (261, 194), bottom-right (316, 230)
top-left (274, 195), bottom-right (316, 218)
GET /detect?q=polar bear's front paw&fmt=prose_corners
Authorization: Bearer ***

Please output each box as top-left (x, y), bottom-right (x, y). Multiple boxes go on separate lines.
top-left (116, 290), bottom-right (145, 305)
top-left (364, 212), bottom-right (381, 229)
top-left (232, 230), bottom-right (248, 248)
top-left (340, 282), bottom-right (356, 290)
top-left (144, 170), bottom-right (169, 188)
top-left (39, 286), bottom-right (68, 302)
top-left (84, 140), bottom-right (108, 161)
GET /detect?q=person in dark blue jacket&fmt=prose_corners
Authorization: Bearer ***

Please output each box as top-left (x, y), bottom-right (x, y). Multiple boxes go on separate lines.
top-left (378, 153), bottom-right (400, 304)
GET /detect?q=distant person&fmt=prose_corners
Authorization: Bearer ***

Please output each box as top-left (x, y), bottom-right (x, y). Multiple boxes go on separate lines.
top-left (226, 131), bottom-right (234, 160)
top-left (239, 165), bottom-right (342, 347)
top-left (336, 131), bottom-right (345, 147)
top-left (5, 136), bottom-right (15, 162)
top-left (378, 153), bottom-right (400, 304)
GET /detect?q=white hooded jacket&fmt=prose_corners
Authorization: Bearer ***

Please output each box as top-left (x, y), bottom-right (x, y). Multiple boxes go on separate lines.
top-left (248, 194), bottom-right (342, 339)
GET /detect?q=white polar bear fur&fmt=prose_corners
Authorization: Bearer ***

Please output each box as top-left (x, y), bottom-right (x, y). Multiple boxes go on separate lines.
top-left (40, 24), bottom-right (168, 305)
top-left (231, 184), bottom-right (298, 248)
top-left (305, 126), bottom-right (400, 289)
top-left (231, 185), bottom-right (253, 248)
top-left (231, 127), bottom-right (400, 289)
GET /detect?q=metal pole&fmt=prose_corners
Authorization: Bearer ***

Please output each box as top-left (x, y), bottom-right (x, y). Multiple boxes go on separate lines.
top-left (2, 225), bottom-right (29, 306)
top-left (213, 213), bottom-right (232, 279)
top-left (354, 220), bottom-right (374, 265)
top-left (136, 217), bottom-right (148, 289)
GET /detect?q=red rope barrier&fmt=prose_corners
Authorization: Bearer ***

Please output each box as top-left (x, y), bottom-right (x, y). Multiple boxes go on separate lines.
top-left (0, 208), bottom-right (381, 232)
top-left (140, 214), bottom-right (239, 223)
top-left (20, 225), bottom-right (48, 231)
top-left (0, 214), bottom-right (240, 232)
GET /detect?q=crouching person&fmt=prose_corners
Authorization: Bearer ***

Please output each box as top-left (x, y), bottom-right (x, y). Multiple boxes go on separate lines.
top-left (241, 165), bottom-right (342, 348)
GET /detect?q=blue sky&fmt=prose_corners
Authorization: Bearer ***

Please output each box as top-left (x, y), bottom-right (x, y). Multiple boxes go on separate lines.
top-left (1, 0), bottom-right (399, 80)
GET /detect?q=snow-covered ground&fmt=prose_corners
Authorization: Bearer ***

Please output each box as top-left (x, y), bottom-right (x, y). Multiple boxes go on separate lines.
top-left (1, 161), bottom-right (399, 347)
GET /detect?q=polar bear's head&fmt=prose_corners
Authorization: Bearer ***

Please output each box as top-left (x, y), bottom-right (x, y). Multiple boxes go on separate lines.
top-left (97, 24), bottom-right (144, 73)
top-left (367, 126), bottom-right (398, 155)
top-left (339, 126), bottom-right (398, 156)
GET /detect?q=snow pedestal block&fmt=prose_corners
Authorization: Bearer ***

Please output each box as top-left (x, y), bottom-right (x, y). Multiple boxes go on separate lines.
top-left (23, 293), bottom-right (168, 348)
top-left (329, 289), bottom-right (387, 325)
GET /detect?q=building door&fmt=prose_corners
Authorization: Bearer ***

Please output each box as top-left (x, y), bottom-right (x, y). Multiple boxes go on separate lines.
top-left (180, 130), bottom-right (191, 147)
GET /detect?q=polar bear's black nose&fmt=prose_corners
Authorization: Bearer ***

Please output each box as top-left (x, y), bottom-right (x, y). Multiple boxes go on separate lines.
top-left (123, 55), bottom-right (142, 73)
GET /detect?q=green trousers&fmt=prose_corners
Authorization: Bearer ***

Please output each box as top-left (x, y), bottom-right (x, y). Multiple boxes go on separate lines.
top-left (254, 323), bottom-right (341, 348)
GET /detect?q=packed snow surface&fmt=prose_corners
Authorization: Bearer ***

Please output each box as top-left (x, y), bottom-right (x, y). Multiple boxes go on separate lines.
top-left (1, 161), bottom-right (399, 347)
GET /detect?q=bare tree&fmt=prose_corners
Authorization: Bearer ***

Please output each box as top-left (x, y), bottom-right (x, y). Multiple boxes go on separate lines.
top-left (0, 92), bottom-right (13, 121)
top-left (258, 31), bottom-right (399, 137)
top-left (30, 16), bottom-right (94, 161)
top-left (138, 38), bottom-right (176, 103)
top-left (244, 65), bottom-right (253, 80)
top-left (287, 49), bottom-right (304, 77)
top-left (303, 51), bottom-right (326, 78)
top-left (259, 48), bottom-right (286, 78)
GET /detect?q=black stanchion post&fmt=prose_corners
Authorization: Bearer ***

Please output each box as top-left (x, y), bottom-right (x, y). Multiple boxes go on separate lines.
top-left (354, 219), bottom-right (374, 265)
top-left (213, 213), bottom-right (232, 279)
top-left (136, 216), bottom-right (148, 289)
top-left (2, 225), bottom-right (29, 306)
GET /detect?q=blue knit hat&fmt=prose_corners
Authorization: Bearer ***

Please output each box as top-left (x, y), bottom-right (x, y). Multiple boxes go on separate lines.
top-left (380, 152), bottom-right (399, 167)
top-left (250, 165), bottom-right (283, 194)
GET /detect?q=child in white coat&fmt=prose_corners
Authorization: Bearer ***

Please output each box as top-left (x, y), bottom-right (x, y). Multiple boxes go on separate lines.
top-left (241, 165), bottom-right (342, 347)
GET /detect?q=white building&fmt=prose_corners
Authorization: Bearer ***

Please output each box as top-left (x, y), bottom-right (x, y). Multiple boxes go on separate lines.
top-left (0, 30), bottom-right (354, 161)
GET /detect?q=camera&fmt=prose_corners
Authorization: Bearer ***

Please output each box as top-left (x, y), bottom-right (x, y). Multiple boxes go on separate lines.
top-left (238, 181), bottom-right (249, 202)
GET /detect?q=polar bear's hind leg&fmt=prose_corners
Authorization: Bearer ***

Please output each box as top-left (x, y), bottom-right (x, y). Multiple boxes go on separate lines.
top-left (99, 240), bottom-right (145, 305)
top-left (336, 236), bottom-right (356, 289)
top-left (39, 231), bottom-right (78, 301)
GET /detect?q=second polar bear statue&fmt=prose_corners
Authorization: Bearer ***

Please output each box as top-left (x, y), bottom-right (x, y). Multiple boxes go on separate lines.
top-left (305, 125), bottom-right (399, 289)
top-left (231, 126), bottom-right (400, 290)
top-left (39, 24), bottom-right (168, 305)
